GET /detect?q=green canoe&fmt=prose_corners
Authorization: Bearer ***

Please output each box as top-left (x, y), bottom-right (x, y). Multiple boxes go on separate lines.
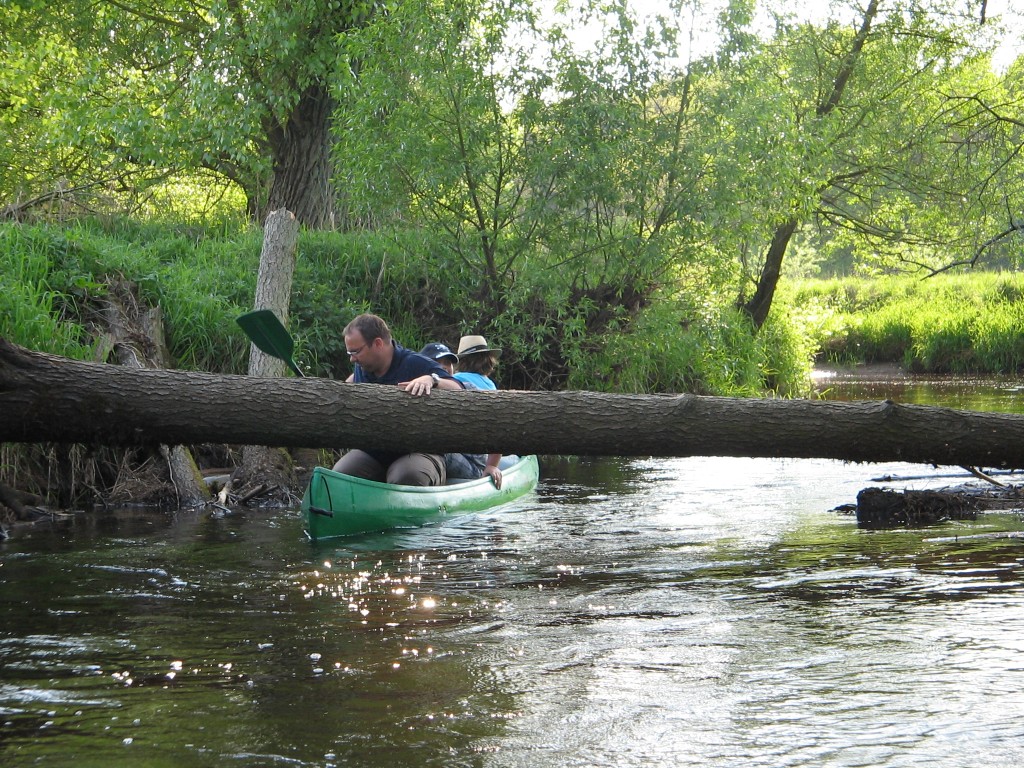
top-left (301, 455), bottom-right (540, 540)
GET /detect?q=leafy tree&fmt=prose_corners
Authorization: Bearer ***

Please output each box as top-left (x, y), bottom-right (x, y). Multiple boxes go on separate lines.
top-left (925, 55), bottom-right (1024, 273)
top-left (536, 6), bottom-right (722, 291)
top-left (0, 0), bottom-right (380, 227)
top-left (703, 0), bottom-right (1024, 329)
top-left (336, 0), bottom-right (554, 306)
top-left (4, 0), bottom-right (1020, 355)
top-left (336, 0), bottom-right (724, 313)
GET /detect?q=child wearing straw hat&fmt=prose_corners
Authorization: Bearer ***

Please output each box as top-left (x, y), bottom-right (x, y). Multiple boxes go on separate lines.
top-left (445, 334), bottom-right (505, 487)
top-left (453, 334), bottom-right (499, 390)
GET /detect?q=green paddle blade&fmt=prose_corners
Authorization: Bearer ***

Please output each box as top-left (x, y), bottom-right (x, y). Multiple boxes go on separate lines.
top-left (236, 309), bottom-right (304, 377)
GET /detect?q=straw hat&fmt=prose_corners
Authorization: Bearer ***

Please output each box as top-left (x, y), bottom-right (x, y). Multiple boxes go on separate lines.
top-left (457, 334), bottom-right (501, 356)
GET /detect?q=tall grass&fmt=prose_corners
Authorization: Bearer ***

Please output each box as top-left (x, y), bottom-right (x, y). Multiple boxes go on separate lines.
top-left (0, 226), bottom-right (95, 359)
top-left (789, 273), bottom-right (1024, 373)
top-left (0, 220), bottom-right (259, 372)
top-left (62, 218), bottom-right (261, 372)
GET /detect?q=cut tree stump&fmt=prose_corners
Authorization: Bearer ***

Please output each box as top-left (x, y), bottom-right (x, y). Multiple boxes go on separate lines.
top-left (239, 208), bottom-right (301, 500)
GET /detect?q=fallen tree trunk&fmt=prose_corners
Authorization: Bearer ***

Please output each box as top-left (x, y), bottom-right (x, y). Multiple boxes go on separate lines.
top-left (2, 338), bottom-right (1024, 468)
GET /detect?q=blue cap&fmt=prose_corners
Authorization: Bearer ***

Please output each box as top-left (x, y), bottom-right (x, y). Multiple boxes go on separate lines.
top-left (419, 342), bottom-right (458, 363)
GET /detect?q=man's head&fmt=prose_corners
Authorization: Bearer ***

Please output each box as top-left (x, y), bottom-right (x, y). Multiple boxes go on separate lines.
top-left (344, 313), bottom-right (393, 376)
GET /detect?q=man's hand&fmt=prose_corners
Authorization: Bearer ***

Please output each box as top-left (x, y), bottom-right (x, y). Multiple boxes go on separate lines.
top-left (483, 465), bottom-right (503, 489)
top-left (399, 374), bottom-right (435, 396)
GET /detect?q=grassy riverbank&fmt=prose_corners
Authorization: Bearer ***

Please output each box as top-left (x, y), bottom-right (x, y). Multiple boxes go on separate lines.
top-left (2, 221), bottom-right (1020, 394)
top-left (0, 219), bottom-right (814, 396)
top-left (2, 219), bottom-right (1021, 514)
top-left (790, 273), bottom-right (1024, 375)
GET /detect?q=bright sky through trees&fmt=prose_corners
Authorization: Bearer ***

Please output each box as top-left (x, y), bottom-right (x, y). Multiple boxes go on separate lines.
top-left (546, 0), bottom-right (1023, 71)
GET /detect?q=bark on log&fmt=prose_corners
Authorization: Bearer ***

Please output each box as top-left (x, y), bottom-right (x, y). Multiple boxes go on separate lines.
top-left (3, 338), bottom-right (1024, 469)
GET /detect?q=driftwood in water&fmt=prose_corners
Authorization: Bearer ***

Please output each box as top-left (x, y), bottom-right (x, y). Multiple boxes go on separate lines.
top-left (856, 488), bottom-right (980, 528)
top-left (0, 483), bottom-right (44, 522)
top-left (856, 483), bottom-right (1024, 528)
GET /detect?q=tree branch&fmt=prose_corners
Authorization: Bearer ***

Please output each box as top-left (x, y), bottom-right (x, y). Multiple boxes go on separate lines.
top-left (927, 214), bottom-right (1024, 276)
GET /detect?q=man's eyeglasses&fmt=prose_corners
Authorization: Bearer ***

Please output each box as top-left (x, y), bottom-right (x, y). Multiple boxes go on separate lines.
top-left (346, 343), bottom-right (369, 357)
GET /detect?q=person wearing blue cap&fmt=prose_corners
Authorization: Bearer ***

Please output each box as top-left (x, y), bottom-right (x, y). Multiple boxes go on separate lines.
top-left (419, 342), bottom-right (458, 375)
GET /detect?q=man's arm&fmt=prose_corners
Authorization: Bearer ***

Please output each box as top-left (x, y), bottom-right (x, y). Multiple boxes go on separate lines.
top-left (399, 371), bottom-right (464, 396)
top-left (432, 376), bottom-right (463, 391)
top-left (482, 453), bottom-right (503, 489)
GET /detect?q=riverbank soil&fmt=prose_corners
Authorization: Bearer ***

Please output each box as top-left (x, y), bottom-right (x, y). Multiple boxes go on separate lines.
top-left (0, 443), bottom-right (319, 538)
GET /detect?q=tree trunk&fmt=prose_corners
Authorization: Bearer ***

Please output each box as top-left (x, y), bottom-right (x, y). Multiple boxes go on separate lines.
top-left (242, 209), bottom-right (300, 479)
top-left (738, 0), bottom-right (879, 331)
top-left (3, 339), bottom-right (1024, 470)
top-left (98, 283), bottom-right (209, 506)
top-left (265, 83), bottom-right (336, 229)
top-left (738, 217), bottom-right (797, 331)
top-left (250, 209), bottom-right (300, 355)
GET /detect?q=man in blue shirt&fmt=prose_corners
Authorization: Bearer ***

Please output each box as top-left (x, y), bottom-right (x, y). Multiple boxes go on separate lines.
top-left (332, 313), bottom-right (463, 485)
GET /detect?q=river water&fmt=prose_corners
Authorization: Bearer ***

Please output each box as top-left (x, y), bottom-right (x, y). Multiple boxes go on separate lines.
top-left (3, 369), bottom-right (1024, 767)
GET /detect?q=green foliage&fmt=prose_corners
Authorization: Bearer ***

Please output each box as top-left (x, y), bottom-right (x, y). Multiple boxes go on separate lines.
top-left (859, 305), bottom-right (917, 364)
top-left (696, 1), bottom-right (1024, 327)
top-left (52, 219), bottom-right (260, 373)
top-left (569, 300), bottom-right (700, 393)
top-left (0, 228), bottom-right (95, 360)
top-left (0, 220), bottom-right (258, 372)
top-left (4, 0), bottom-right (1022, 390)
top-left (336, 0), bottom-right (549, 302)
top-left (1, 220), bottom-right (822, 395)
top-left (334, 0), bottom-right (724, 315)
top-left (4, 0), bottom-right (1023, 340)
top-left (758, 303), bottom-right (817, 396)
top-left (562, 292), bottom-right (814, 396)
top-left (289, 228), bottom-right (453, 377)
top-left (973, 298), bottom-right (1024, 372)
top-left (132, 174), bottom-right (251, 230)
top-left (9, 219), bottom-right (1020, 393)
top-left (0, 1), bottom-right (385, 222)
top-left (790, 273), bottom-right (1024, 374)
